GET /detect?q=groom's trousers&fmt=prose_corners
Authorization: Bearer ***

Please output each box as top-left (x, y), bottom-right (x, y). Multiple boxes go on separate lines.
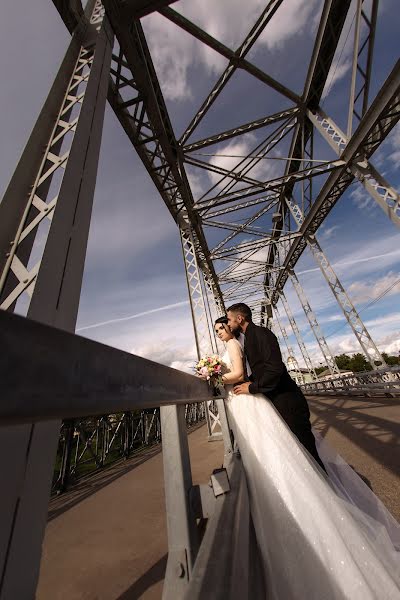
top-left (269, 384), bottom-right (326, 473)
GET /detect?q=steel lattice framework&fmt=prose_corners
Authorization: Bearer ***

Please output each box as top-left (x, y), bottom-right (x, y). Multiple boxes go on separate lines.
top-left (1, 0), bottom-right (399, 372)
top-left (1, 1), bottom-right (399, 597)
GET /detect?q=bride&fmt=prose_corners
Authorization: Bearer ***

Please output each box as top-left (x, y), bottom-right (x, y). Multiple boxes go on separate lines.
top-left (214, 317), bottom-right (400, 599)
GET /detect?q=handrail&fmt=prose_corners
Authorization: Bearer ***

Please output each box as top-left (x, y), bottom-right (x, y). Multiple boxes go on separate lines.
top-left (1, 310), bottom-right (217, 425)
top-left (301, 366), bottom-right (400, 396)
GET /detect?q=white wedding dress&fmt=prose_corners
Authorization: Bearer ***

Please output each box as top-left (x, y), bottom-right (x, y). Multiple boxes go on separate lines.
top-left (221, 340), bottom-right (400, 599)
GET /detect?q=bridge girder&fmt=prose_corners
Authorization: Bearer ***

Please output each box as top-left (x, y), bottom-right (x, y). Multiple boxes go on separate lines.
top-left (51, 0), bottom-right (400, 334)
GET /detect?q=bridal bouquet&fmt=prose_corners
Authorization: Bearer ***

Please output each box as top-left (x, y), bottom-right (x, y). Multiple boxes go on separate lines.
top-left (195, 354), bottom-right (224, 388)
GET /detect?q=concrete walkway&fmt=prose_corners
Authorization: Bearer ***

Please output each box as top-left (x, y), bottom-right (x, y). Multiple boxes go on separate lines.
top-left (37, 424), bottom-right (224, 600)
top-left (308, 394), bottom-right (400, 521)
top-left (37, 395), bottom-right (400, 599)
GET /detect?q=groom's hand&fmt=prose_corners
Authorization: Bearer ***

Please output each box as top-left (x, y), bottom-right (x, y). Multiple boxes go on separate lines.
top-left (233, 382), bottom-right (251, 395)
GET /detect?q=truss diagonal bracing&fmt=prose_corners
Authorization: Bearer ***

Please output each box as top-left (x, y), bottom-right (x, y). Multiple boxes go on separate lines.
top-left (2, 1), bottom-right (400, 597)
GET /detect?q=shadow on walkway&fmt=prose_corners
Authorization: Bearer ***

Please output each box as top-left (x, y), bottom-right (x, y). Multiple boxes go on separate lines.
top-left (117, 555), bottom-right (167, 600)
top-left (308, 395), bottom-right (400, 479)
top-left (48, 445), bottom-right (162, 521)
top-left (49, 421), bottom-right (207, 521)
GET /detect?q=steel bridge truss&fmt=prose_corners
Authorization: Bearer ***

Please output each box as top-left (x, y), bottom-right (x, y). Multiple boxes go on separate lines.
top-left (1, 0), bottom-right (400, 598)
top-left (37, 0), bottom-right (399, 379)
top-left (100, 0), bottom-right (399, 378)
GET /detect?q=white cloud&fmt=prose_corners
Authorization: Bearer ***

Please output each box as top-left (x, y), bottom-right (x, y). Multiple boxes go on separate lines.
top-left (364, 312), bottom-right (400, 329)
top-left (257, 0), bottom-right (320, 49)
top-left (186, 169), bottom-right (205, 200)
top-left (131, 338), bottom-right (197, 373)
top-left (350, 185), bottom-right (377, 212)
top-left (77, 300), bottom-right (190, 332)
top-left (207, 134), bottom-right (276, 188)
top-left (387, 124), bottom-right (400, 165)
top-left (321, 60), bottom-right (351, 100)
top-left (348, 272), bottom-right (400, 303)
top-left (320, 224), bottom-right (340, 239)
top-left (143, 0), bottom-right (320, 101)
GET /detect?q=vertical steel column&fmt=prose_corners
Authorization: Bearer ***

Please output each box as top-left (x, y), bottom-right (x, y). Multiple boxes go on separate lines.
top-left (347, 0), bottom-right (379, 136)
top-left (270, 320), bottom-right (286, 360)
top-left (279, 291), bottom-right (317, 379)
top-left (285, 195), bottom-right (386, 369)
top-left (161, 405), bottom-right (199, 600)
top-left (273, 305), bottom-right (304, 383)
top-left (260, 299), bottom-right (273, 329)
top-left (306, 234), bottom-right (386, 369)
top-left (203, 273), bottom-right (225, 355)
top-left (0, 3), bottom-right (112, 597)
top-left (180, 224), bottom-right (224, 440)
top-left (58, 419), bottom-right (75, 493)
top-left (180, 224), bottom-right (215, 358)
top-left (289, 271), bottom-right (340, 376)
top-left (347, 0), bottom-right (363, 137)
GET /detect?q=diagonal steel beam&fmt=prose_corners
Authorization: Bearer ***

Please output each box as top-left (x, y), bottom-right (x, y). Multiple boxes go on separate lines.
top-left (120, 0), bottom-right (179, 19)
top-left (168, 0), bottom-right (287, 145)
top-left (308, 106), bottom-right (400, 226)
top-left (272, 59), bottom-right (400, 302)
top-left (263, 0), bottom-right (352, 298)
top-left (103, 1), bottom-right (224, 308)
top-left (183, 108), bottom-right (300, 153)
top-left (194, 159), bottom-right (344, 213)
top-left (160, 3), bottom-right (300, 145)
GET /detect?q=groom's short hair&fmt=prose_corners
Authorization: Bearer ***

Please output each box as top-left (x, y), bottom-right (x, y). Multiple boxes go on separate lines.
top-left (227, 303), bottom-right (252, 322)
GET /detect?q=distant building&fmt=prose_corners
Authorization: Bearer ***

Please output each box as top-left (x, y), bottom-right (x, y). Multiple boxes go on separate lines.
top-left (287, 368), bottom-right (315, 384)
top-left (317, 368), bottom-right (353, 381)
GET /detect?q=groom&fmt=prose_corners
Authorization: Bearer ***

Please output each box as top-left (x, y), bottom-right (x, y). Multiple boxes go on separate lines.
top-left (227, 302), bottom-right (325, 471)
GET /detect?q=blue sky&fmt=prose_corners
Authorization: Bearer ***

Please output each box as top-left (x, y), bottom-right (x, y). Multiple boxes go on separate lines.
top-left (1, 0), bottom-right (399, 371)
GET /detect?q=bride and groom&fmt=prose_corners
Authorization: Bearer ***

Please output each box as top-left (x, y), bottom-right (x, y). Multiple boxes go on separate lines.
top-left (213, 303), bottom-right (400, 599)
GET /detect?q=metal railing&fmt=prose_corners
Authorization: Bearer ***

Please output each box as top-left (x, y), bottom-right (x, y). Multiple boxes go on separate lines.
top-left (301, 366), bottom-right (400, 396)
top-left (2, 310), bottom-right (260, 599)
top-left (53, 404), bottom-right (207, 493)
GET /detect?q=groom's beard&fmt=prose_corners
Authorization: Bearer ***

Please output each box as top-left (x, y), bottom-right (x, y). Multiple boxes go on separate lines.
top-left (230, 324), bottom-right (241, 335)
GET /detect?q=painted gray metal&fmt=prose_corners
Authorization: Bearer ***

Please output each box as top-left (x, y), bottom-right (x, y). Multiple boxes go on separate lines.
top-left (161, 405), bottom-right (200, 599)
top-left (0, 311), bottom-right (215, 426)
top-left (0, 5), bottom-right (112, 597)
top-left (184, 455), bottom-right (264, 600)
top-left (2, 1), bottom-right (399, 597)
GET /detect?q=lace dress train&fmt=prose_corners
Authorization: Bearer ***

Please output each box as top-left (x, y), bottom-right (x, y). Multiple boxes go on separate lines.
top-left (225, 390), bottom-right (400, 600)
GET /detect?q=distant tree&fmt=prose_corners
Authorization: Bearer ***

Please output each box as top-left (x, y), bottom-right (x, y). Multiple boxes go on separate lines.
top-left (349, 353), bottom-right (372, 372)
top-left (334, 353), bottom-right (351, 370)
top-left (382, 352), bottom-right (399, 366)
top-left (315, 366), bottom-right (327, 375)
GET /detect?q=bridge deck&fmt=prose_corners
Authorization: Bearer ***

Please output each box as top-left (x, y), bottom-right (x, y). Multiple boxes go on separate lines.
top-left (37, 395), bottom-right (399, 599)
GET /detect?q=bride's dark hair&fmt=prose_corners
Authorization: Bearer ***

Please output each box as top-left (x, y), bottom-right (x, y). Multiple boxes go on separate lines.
top-left (214, 315), bottom-right (240, 338)
top-left (215, 316), bottom-right (228, 325)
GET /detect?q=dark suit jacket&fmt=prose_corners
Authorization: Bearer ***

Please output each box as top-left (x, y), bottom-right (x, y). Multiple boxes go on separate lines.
top-left (243, 322), bottom-right (324, 468)
top-left (244, 321), bottom-right (299, 400)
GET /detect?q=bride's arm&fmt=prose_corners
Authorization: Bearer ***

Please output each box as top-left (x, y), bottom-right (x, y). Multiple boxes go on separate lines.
top-left (221, 340), bottom-right (244, 384)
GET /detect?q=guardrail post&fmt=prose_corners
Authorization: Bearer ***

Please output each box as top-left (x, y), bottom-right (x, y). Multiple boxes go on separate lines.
top-left (58, 419), bottom-right (75, 493)
top-left (161, 405), bottom-right (199, 600)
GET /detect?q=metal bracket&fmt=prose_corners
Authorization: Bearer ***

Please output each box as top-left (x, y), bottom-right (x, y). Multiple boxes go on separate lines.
top-left (210, 468), bottom-right (230, 497)
top-left (190, 484), bottom-right (217, 519)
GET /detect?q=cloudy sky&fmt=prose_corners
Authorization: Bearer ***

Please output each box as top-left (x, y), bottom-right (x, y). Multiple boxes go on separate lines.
top-left (1, 0), bottom-right (399, 372)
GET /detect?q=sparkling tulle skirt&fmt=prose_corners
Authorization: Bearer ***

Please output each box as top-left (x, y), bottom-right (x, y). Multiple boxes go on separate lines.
top-left (225, 389), bottom-right (400, 599)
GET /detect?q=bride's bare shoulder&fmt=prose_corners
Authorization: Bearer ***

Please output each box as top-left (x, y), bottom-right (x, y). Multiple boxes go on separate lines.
top-left (227, 338), bottom-right (242, 351)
